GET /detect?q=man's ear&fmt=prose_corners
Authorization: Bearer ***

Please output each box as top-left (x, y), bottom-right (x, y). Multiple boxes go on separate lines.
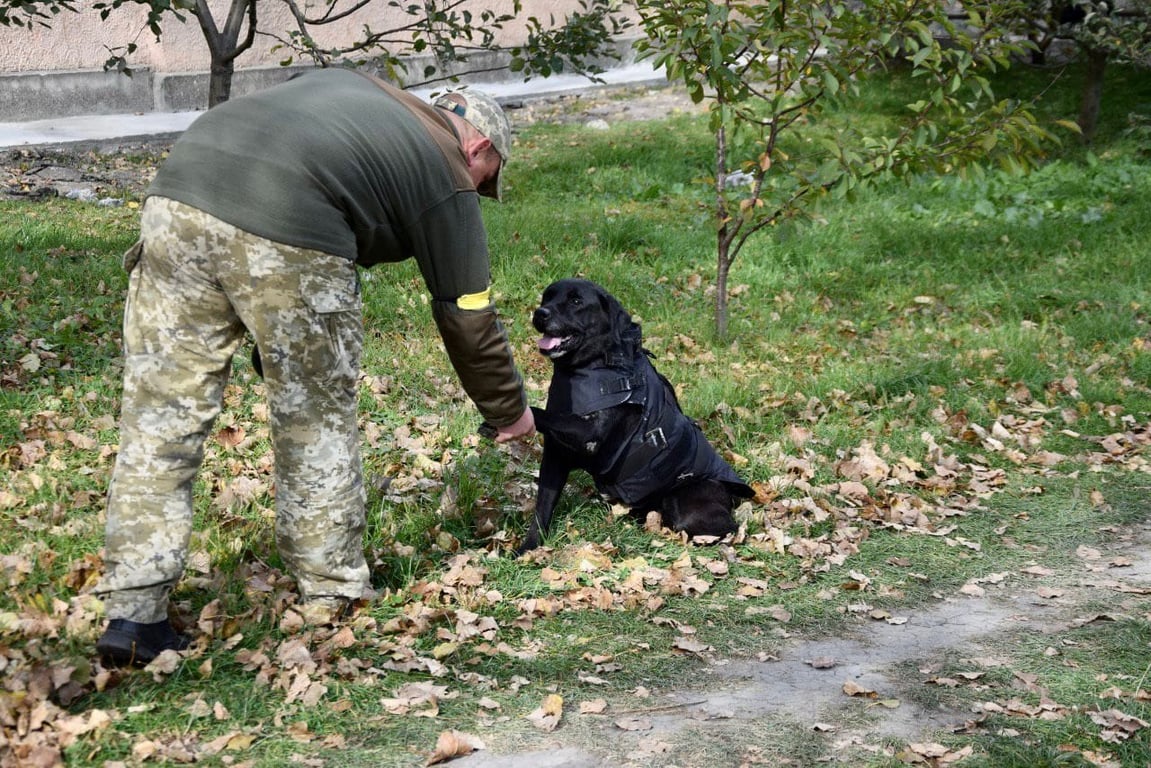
top-left (465, 136), bottom-right (493, 166)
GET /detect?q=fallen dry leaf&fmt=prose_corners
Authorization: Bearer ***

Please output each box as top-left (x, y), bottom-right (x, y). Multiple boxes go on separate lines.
top-left (213, 476), bottom-right (267, 511)
top-left (579, 698), bottom-right (608, 714)
top-left (1090, 708), bottom-right (1149, 743)
top-left (381, 682), bottom-right (455, 716)
top-left (843, 680), bottom-right (878, 698)
top-left (672, 636), bottom-right (713, 656)
top-left (926, 676), bottom-right (962, 688)
top-left (899, 742), bottom-right (974, 765)
top-left (959, 582), bottom-right (986, 597)
top-left (526, 693), bottom-right (563, 731)
top-left (426, 730), bottom-right (485, 765)
top-left (1076, 545), bottom-right (1102, 561)
top-left (214, 424), bottom-right (246, 448)
top-left (614, 716), bottom-right (653, 731)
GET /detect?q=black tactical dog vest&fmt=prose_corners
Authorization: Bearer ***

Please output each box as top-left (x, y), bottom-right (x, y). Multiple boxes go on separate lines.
top-left (547, 346), bottom-right (752, 508)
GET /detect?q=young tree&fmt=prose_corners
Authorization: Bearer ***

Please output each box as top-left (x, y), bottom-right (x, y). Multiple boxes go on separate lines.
top-left (633, 0), bottom-right (1058, 338)
top-left (272, 0), bottom-right (633, 89)
top-left (1052, 0), bottom-right (1150, 141)
top-left (0, 0), bottom-right (633, 108)
top-left (988, 0), bottom-right (1151, 141)
top-left (1, 0), bottom-right (249, 105)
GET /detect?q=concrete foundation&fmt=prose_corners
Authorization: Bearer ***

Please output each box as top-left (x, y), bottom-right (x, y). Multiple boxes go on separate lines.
top-left (1, 68), bottom-right (154, 121)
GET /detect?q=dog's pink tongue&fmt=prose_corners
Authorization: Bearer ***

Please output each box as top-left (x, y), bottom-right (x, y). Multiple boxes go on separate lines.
top-left (538, 336), bottom-right (562, 351)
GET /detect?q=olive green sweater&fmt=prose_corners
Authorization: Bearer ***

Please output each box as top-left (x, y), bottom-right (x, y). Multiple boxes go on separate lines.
top-left (148, 68), bottom-right (525, 426)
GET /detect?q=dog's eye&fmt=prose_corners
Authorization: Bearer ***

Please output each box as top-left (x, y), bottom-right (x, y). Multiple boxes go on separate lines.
top-left (569, 296), bottom-right (582, 307)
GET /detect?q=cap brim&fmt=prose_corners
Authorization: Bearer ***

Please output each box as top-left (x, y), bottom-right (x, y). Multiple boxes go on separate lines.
top-left (478, 163), bottom-right (503, 201)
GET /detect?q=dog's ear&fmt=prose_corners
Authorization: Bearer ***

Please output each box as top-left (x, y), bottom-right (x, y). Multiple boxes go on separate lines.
top-left (600, 289), bottom-right (639, 348)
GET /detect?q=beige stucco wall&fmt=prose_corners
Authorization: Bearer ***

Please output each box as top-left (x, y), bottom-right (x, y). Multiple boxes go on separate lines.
top-left (0, 0), bottom-right (587, 75)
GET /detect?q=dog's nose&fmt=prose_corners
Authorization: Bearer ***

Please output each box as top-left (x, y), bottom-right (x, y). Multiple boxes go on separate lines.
top-left (533, 307), bottom-right (551, 327)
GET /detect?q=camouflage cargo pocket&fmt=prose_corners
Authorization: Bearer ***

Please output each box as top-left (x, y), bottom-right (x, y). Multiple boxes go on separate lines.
top-left (122, 239), bottom-right (144, 273)
top-left (299, 270), bottom-right (363, 387)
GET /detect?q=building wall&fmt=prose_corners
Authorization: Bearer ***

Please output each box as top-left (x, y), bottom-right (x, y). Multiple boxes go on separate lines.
top-left (0, 0), bottom-right (631, 121)
top-left (1, 0), bottom-right (560, 73)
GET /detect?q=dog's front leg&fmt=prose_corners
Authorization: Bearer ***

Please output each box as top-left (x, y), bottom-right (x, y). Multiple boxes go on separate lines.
top-left (518, 446), bottom-right (570, 554)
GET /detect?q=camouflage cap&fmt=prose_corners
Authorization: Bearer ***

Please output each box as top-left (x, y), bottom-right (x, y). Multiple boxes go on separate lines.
top-left (432, 89), bottom-right (511, 201)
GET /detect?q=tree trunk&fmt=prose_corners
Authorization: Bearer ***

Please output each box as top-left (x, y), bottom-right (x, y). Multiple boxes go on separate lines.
top-left (207, 59), bottom-right (235, 108)
top-left (714, 117), bottom-right (731, 340)
top-left (195, 0), bottom-right (256, 108)
top-left (1078, 48), bottom-right (1108, 143)
top-left (715, 240), bottom-right (731, 340)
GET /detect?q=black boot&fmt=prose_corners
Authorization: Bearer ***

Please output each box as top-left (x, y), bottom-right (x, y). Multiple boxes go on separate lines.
top-left (96, 619), bottom-right (190, 667)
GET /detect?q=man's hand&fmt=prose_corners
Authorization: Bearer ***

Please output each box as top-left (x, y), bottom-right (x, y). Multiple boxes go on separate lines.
top-left (494, 407), bottom-right (535, 443)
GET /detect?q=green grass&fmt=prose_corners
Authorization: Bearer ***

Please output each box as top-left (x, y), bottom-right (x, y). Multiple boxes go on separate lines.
top-left (2, 61), bottom-right (1151, 766)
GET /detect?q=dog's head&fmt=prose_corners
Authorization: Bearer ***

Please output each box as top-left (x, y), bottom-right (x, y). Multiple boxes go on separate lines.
top-left (533, 279), bottom-right (639, 368)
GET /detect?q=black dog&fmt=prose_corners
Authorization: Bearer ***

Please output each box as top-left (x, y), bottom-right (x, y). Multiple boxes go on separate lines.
top-left (520, 278), bottom-right (753, 552)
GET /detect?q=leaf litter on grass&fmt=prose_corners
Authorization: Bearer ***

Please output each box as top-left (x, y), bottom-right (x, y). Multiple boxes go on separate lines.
top-left (6, 255), bottom-right (1151, 764)
top-left (3, 85), bottom-right (1151, 767)
top-left (3, 354), bottom-right (1150, 765)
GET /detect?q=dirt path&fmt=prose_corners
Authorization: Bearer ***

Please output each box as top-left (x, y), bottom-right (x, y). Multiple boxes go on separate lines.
top-left (451, 517), bottom-right (1151, 767)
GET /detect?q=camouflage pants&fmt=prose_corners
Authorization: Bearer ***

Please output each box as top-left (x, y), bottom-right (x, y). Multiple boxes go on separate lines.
top-left (97, 196), bottom-right (369, 623)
